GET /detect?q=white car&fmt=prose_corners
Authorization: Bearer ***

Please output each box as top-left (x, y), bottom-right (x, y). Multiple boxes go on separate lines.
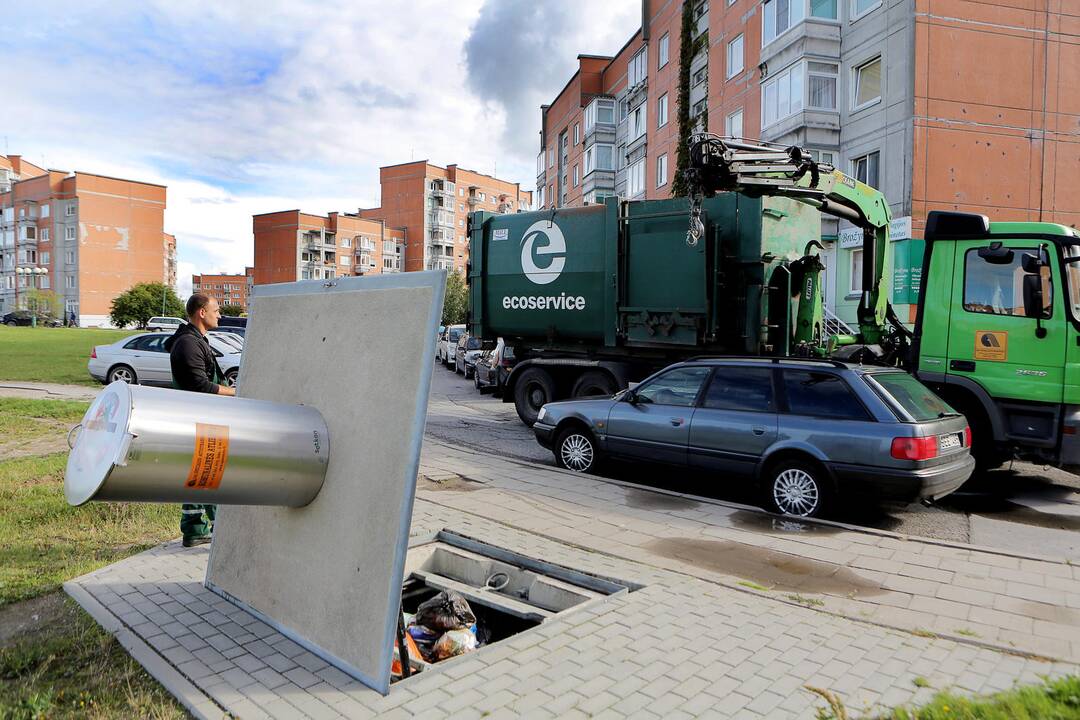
top-left (209, 330), bottom-right (244, 352)
top-left (88, 332), bottom-right (242, 387)
top-left (439, 324), bottom-right (465, 366)
top-left (146, 316), bottom-right (184, 332)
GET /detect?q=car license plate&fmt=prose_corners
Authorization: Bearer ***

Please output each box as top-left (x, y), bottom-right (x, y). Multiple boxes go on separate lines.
top-left (939, 433), bottom-right (961, 450)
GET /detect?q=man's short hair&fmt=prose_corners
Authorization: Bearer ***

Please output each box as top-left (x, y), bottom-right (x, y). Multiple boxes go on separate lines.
top-left (186, 293), bottom-right (211, 319)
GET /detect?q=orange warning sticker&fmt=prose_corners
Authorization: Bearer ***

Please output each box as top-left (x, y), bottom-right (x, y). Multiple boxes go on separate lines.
top-left (186, 423), bottom-right (229, 490)
top-left (974, 330), bottom-right (1008, 362)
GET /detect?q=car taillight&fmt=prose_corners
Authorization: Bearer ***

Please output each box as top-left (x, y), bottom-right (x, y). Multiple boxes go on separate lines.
top-left (963, 425), bottom-right (972, 448)
top-left (890, 436), bottom-right (938, 461)
top-left (90, 348), bottom-right (97, 359)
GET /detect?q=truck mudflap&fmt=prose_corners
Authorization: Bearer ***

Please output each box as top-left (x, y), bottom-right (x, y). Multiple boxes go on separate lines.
top-left (1057, 405), bottom-right (1080, 474)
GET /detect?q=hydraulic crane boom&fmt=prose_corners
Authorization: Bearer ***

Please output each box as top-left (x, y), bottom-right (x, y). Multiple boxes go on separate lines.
top-left (683, 134), bottom-right (909, 353)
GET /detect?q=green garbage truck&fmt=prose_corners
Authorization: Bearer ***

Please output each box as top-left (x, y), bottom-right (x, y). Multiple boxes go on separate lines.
top-left (468, 135), bottom-right (1080, 475)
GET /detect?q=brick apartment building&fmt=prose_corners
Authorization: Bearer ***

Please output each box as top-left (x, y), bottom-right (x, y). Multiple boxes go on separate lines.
top-left (252, 210), bottom-right (405, 286)
top-left (359, 161), bottom-right (533, 273)
top-left (0, 154), bottom-right (172, 326)
top-left (539, 0), bottom-right (1078, 326)
top-left (192, 269), bottom-right (253, 311)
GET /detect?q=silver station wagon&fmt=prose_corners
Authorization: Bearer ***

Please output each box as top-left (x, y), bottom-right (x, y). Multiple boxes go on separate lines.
top-left (532, 358), bottom-right (974, 518)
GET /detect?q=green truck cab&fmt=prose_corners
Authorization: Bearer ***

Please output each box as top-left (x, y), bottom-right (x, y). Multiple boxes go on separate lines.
top-left (914, 211), bottom-right (1080, 472)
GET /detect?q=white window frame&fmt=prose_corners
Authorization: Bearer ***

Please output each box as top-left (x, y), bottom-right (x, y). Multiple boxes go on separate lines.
top-left (656, 154), bottom-right (668, 188)
top-left (849, 248), bottom-right (864, 294)
top-left (340, 255), bottom-right (351, 266)
top-left (65, 226), bottom-right (76, 241)
top-left (574, 122), bottom-right (580, 145)
top-left (658, 33), bottom-right (670, 68)
top-left (657, 94), bottom-right (668, 127)
top-left (727, 34), bottom-right (744, 78)
top-left (762, 0), bottom-right (806, 46)
top-left (65, 204), bottom-right (75, 216)
top-left (41, 251), bottom-right (50, 264)
top-left (852, 56), bottom-right (882, 111)
top-left (851, 0), bottom-right (881, 20)
top-left (573, 164), bottom-right (579, 187)
top-left (628, 46), bottom-right (648, 87)
top-left (809, 149), bottom-right (836, 166)
top-left (631, 104), bottom-right (646, 140)
top-left (65, 274), bottom-right (76, 289)
top-left (761, 61), bottom-right (804, 128)
top-left (41, 227), bottom-right (49, 242)
top-left (850, 151), bottom-right (880, 188)
top-left (627, 159), bottom-right (646, 197)
top-left (806, 61), bottom-right (839, 110)
top-left (725, 109), bottom-right (744, 138)
top-left (65, 250), bottom-right (75, 265)
top-left (40, 204), bottom-right (49, 218)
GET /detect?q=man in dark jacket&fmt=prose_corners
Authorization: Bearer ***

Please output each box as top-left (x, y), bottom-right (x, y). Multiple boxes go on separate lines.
top-left (166, 293), bottom-right (235, 547)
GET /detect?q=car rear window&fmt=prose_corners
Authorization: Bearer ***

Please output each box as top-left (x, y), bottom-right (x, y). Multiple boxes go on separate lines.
top-left (448, 329), bottom-right (462, 342)
top-left (865, 372), bottom-right (955, 422)
top-left (467, 337), bottom-right (482, 349)
top-left (782, 370), bottom-right (870, 421)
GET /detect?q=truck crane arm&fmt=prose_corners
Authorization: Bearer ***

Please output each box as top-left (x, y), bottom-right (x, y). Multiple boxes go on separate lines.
top-left (683, 134), bottom-right (910, 352)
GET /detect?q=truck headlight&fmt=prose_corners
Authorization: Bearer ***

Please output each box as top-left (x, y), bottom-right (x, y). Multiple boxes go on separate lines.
top-left (537, 407), bottom-right (547, 423)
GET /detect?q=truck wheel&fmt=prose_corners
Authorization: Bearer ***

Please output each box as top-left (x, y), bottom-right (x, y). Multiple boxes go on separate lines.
top-left (514, 367), bottom-right (555, 426)
top-left (571, 371), bottom-right (617, 399)
top-left (948, 396), bottom-right (1005, 477)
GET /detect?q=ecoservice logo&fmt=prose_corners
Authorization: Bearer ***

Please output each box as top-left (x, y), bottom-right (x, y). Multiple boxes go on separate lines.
top-left (520, 221), bottom-right (566, 285)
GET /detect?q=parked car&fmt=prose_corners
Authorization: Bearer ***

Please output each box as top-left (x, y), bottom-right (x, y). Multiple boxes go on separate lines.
top-left (531, 358), bottom-right (974, 518)
top-left (2, 310), bottom-right (62, 327)
top-left (88, 332), bottom-right (242, 387)
top-left (435, 325), bottom-right (445, 358)
top-left (438, 324), bottom-right (465, 366)
top-left (218, 315), bottom-right (247, 328)
top-left (146, 316), bottom-right (184, 332)
top-left (455, 334), bottom-right (484, 378)
top-left (209, 330), bottom-right (245, 352)
top-left (213, 325), bottom-right (246, 339)
top-left (474, 339), bottom-right (516, 397)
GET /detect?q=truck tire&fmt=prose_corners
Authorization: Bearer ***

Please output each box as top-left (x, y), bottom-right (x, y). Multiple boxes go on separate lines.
top-left (571, 370), bottom-right (617, 399)
top-left (514, 367), bottom-right (556, 426)
top-left (946, 394), bottom-right (1005, 477)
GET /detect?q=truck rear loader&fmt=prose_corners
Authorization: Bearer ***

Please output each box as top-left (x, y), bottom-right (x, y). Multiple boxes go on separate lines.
top-left (468, 135), bottom-right (1080, 476)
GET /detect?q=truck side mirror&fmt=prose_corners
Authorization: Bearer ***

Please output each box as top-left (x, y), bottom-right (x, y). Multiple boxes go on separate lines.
top-left (1021, 252), bottom-right (1043, 274)
top-left (1022, 273), bottom-right (1049, 338)
top-left (978, 242), bottom-right (1014, 265)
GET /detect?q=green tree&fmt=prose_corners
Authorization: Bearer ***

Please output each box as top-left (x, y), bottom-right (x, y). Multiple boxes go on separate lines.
top-left (220, 304), bottom-right (244, 316)
top-left (109, 282), bottom-right (185, 329)
top-left (441, 271), bottom-right (469, 326)
top-left (671, 0), bottom-right (700, 198)
top-left (23, 288), bottom-right (62, 322)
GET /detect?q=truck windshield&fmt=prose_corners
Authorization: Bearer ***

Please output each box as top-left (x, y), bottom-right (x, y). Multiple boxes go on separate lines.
top-left (864, 372), bottom-right (956, 422)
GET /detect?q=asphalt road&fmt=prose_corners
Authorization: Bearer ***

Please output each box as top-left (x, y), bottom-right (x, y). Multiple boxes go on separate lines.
top-left (425, 359), bottom-right (1080, 559)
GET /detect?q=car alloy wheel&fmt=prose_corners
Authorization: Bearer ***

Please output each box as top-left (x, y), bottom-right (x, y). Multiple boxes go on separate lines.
top-left (108, 365), bottom-right (136, 384)
top-left (474, 372), bottom-right (482, 390)
top-left (558, 432), bottom-right (595, 473)
top-left (225, 370), bottom-right (238, 387)
top-left (771, 467), bottom-right (821, 517)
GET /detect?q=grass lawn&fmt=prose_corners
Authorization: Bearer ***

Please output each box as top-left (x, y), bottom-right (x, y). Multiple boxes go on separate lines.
top-left (0, 326), bottom-right (135, 386)
top-left (0, 398), bottom-right (90, 445)
top-left (0, 398), bottom-right (185, 718)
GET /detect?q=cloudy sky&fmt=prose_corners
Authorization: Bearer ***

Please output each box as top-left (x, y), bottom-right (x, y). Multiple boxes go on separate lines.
top-left (3, 0), bottom-right (640, 295)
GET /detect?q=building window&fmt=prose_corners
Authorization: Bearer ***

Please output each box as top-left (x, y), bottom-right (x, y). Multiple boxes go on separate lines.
top-left (763, 0), bottom-right (805, 45)
top-left (574, 122), bottom-right (580, 145)
top-left (65, 250), bottom-right (75, 264)
top-left (41, 251), bottom-right (50, 264)
top-left (727, 34), bottom-right (744, 78)
top-left (656, 154), bottom-right (668, 188)
top-left (341, 237), bottom-right (351, 248)
top-left (812, 0), bottom-right (838, 16)
top-left (853, 57), bottom-right (882, 110)
top-left (585, 144), bottom-right (614, 174)
top-left (852, 0), bottom-right (880, 18)
top-left (850, 249), bottom-right (863, 294)
top-left (65, 275), bottom-right (75, 289)
top-left (573, 165), bottom-right (579, 187)
top-left (762, 62), bottom-right (804, 127)
top-left (40, 204), bottom-right (49, 218)
top-left (809, 149), bottom-right (836, 165)
top-left (807, 62), bottom-right (839, 109)
top-left (65, 226), bottom-right (76, 240)
top-left (628, 159), bottom-right (646, 197)
top-left (657, 94), bottom-right (669, 127)
top-left (851, 151), bottom-right (879, 187)
top-left (41, 228), bottom-right (49, 242)
top-left (548, 149), bottom-right (554, 168)
top-left (658, 33), bottom-right (670, 68)
top-left (693, 0), bottom-right (709, 19)
top-left (631, 104), bottom-right (646, 140)
top-left (725, 109), bottom-right (743, 138)
top-left (584, 98), bottom-right (615, 133)
top-left (693, 66), bottom-right (708, 87)
top-left (341, 256), bottom-right (351, 266)
top-left (458, 218), bottom-right (464, 227)
top-left (537, 186), bottom-right (544, 208)
top-left (65, 204), bottom-right (75, 216)
top-left (629, 46), bottom-right (648, 87)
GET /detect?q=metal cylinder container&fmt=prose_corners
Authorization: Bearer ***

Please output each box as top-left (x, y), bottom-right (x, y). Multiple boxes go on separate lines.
top-left (65, 381), bottom-right (330, 507)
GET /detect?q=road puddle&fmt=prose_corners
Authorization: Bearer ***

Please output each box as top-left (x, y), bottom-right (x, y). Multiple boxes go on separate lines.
top-left (645, 537), bottom-right (884, 596)
top-left (624, 488), bottom-right (701, 511)
top-left (727, 510), bottom-right (842, 535)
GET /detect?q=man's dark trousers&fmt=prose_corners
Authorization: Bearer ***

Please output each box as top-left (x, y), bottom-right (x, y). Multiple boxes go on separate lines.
top-left (181, 503), bottom-right (215, 540)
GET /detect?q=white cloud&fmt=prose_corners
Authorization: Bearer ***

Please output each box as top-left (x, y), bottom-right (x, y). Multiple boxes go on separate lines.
top-left (3, 0), bottom-right (640, 288)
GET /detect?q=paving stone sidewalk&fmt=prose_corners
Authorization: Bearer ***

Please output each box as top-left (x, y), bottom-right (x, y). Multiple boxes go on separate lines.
top-left (66, 440), bottom-right (1079, 719)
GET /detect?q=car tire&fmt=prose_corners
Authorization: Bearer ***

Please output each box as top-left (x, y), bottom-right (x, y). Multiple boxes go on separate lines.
top-left (107, 364), bottom-right (137, 385)
top-left (763, 458), bottom-right (830, 519)
top-left (513, 367), bottom-right (556, 426)
top-left (571, 370), bottom-right (618, 399)
top-left (554, 426), bottom-right (601, 473)
top-left (224, 369), bottom-right (239, 387)
top-left (473, 371), bottom-right (483, 391)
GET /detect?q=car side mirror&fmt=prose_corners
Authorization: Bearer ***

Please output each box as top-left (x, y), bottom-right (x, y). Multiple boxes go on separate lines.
top-left (624, 390), bottom-right (639, 404)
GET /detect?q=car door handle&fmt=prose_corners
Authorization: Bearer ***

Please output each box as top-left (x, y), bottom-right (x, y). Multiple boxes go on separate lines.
top-left (752, 426), bottom-right (766, 435)
top-left (670, 418), bottom-right (685, 427)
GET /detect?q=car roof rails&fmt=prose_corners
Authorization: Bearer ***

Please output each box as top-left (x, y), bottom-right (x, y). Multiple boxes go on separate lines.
top-left (682, 355), bottom-right (850, 369)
